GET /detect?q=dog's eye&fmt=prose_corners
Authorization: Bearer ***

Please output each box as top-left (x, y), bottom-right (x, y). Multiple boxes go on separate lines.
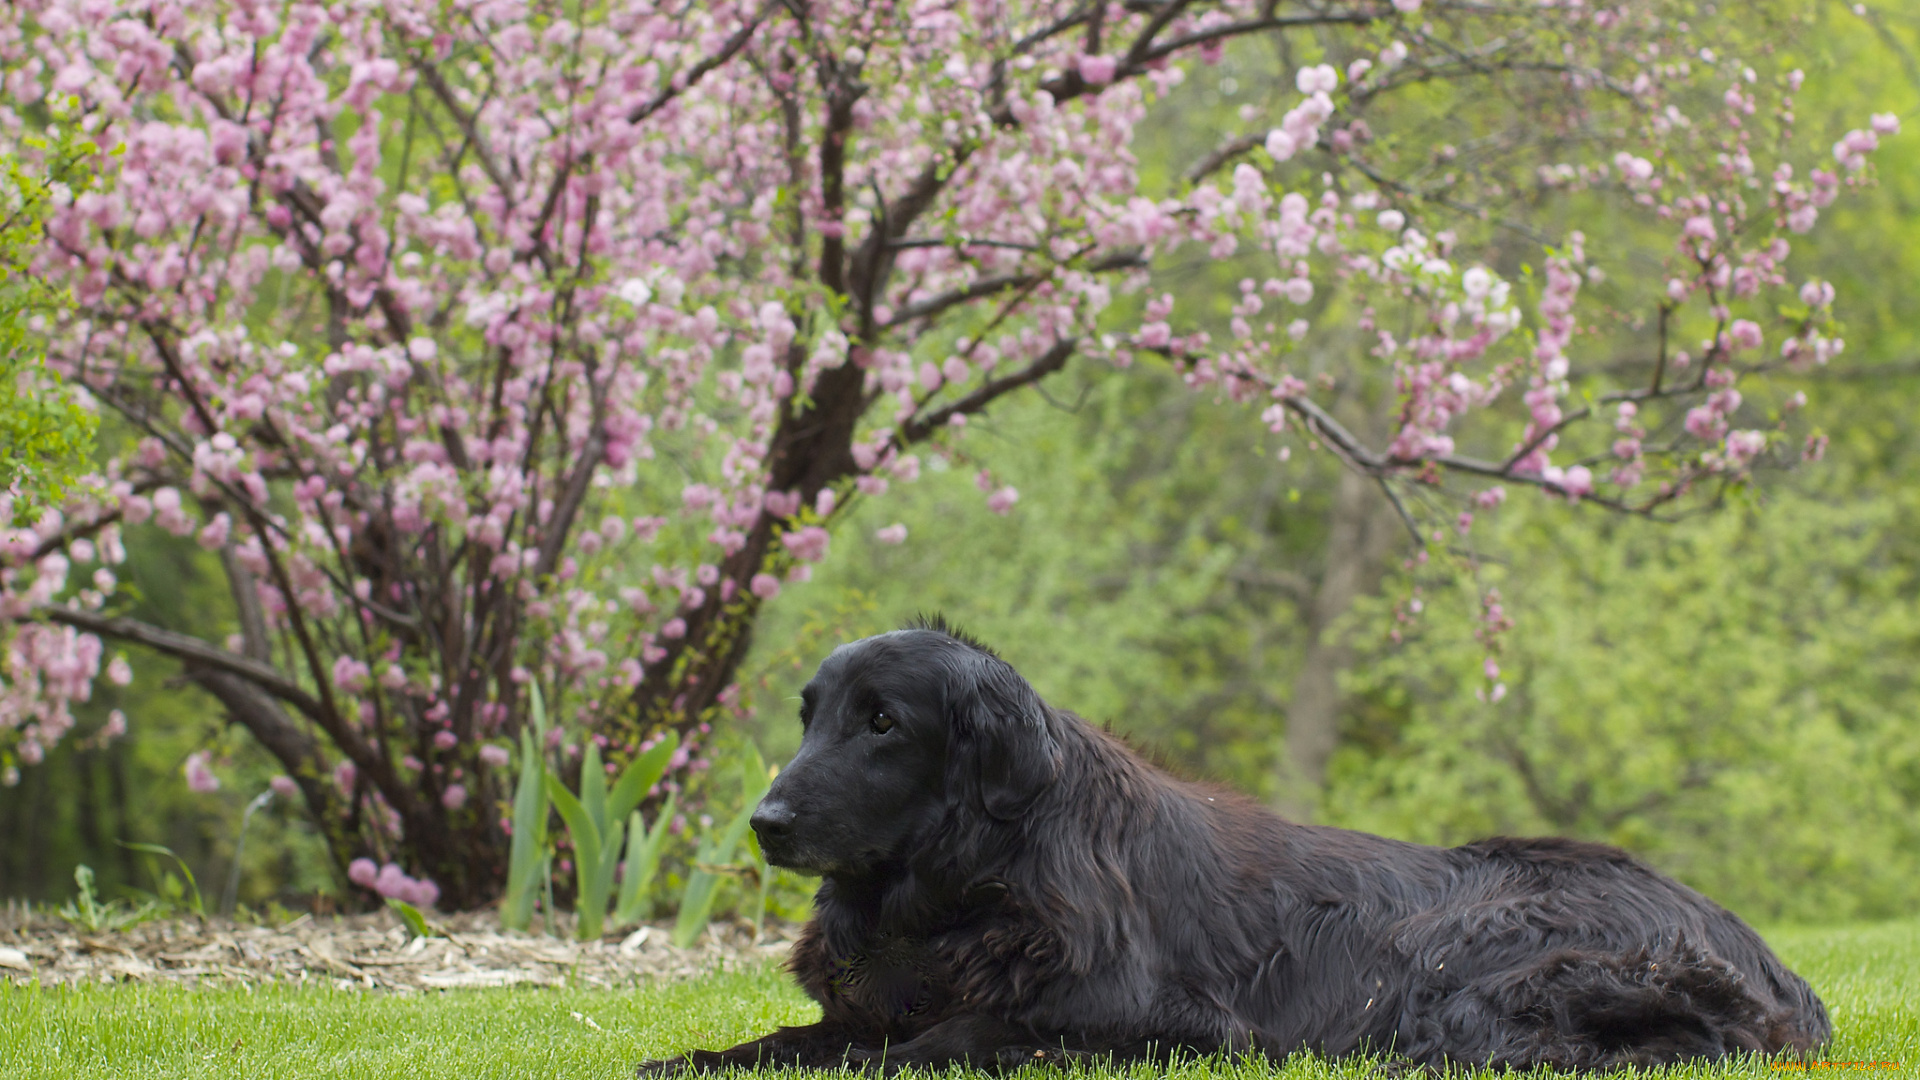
top-left (870, 711), bottom-right (894, 735)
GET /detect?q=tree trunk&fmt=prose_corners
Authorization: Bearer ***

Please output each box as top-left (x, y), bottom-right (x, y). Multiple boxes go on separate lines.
top-left (1272, 463), bottom-right (1397, 821)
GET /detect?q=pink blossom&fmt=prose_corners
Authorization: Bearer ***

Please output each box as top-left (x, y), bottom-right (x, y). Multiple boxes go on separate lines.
top-left (441, 784), bottom-right (468, 810)
top-left (1727, 320), bottom-right (1763, 351)
top-left (1295, 65), bottom-right (1338, 95)
top-left (106, 657), bottom-right (133, 686)
top-left (402, 878), bottom-right (440, 909)
top-left (479, 744), bottom-right (512, 769)
top-left (150, 488), bottom-right (194, 537)
top-left (986, 487), bottom-right (1020, 515)
top-left (196, 513), bottom-right (232, 550)
top-left (1613, 153), bottom-right (1655, 181)
top-left (374, 863), bottom-right (410, 898)
top-left (332, 656), bottom-right (371, 691)
top-left (1682, 216), bottom-right (1718, 243)
top-left (680, 484), bottom-right (717, 512)
top-left (433, 730), bottom-right (457, 751)
top-left (782, 525), bottom-right (831, 563)
top-left (875, 523), bottom-right (908, 545)
top-left (1725, 430), bottom-right (1767, 468)
top-left (1799, 280), bottom-right (1835, 307)
top-left (348, 858), bottom-right (379, 888)
top-left (749, 573), bottom-right (782, 600)
top-left (184, 751), bottom-right (220, 793)
top-left (1078, 54), bottom-right (1117, 85)
top-left (270, 775), bottom-right (300, 799)
top-left (1685, 406), bottom-right (1728, 442)
top-left (763, 490), bottom-right (802, 519)
top-left (1871, 113), bottom-right (1901, 136)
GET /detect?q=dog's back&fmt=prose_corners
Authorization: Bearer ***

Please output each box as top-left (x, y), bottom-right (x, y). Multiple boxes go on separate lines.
top-left (1019, 718), bottom-right (1829, 1068)
top-left (1089, 757), bottom-right (1830, 1067)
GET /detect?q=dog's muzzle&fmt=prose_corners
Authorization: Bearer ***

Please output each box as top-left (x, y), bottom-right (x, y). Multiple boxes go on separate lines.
top-left (749, 797), bottom-right (800, 865)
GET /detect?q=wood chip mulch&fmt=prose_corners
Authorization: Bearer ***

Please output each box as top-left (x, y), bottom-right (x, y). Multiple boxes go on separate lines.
top-left (0, 906), bottom-right (795, 991)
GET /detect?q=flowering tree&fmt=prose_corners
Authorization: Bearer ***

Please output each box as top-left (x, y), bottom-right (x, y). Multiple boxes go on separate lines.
top-left (0, 0), bottom-right (1891, 907)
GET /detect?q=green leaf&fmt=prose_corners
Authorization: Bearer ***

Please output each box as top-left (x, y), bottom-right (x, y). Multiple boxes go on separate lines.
top-left (579, 822), bottom-right (625, 941)
top-left (673, 746), bottom-right (768, 948)
top-left (739, 743), bottom-right (771, 805)
top-left (117, 840), bottom-right (204, 917)
top-left (606, 732), bottom-right (678, 827)
top-left (544, 771), bottom-right (601, 863)
top-left (386, 898), bottom-right (433, 940)
top-left (501, 726), bottom-right (549, 933)
top-left (614, 789), bottom-right (677, 928)
top-left (579, 740), bottom-right (608, 839)
top-left (546, 768), bottom-right (614, 940)
top-left (672, 867), bottom-right (721, 949)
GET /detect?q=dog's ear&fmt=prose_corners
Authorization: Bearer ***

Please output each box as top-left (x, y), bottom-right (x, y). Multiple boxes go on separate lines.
top-left (950, 656), bottom-right (1061, 820)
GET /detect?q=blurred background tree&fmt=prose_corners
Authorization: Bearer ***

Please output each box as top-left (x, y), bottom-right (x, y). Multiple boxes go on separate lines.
top-left (736, 3), bottom-right (1920, 925)
top-left (2, 0), bottom-right (1916, 927)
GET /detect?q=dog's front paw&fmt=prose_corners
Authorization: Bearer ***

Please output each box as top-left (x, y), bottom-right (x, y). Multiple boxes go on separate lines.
top-left (637, 1055), bottom-right (694, 1078)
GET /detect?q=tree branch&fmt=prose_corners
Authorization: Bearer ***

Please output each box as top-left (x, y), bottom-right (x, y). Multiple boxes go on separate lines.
top-left (626, 4), bottom-right (774, 125)
top-left (37, 607), bottom-right (327, 721)
top-left (1186, 133), bottom-right (1263, 183)
top-left (412, 60), bottom-right (513, 199)
top-left (883, 250), bottom-right (1142, 328)
top-left (187, 664), bottom-right (345, 835)
top-left (900, 337), bottom-right (1079, 442)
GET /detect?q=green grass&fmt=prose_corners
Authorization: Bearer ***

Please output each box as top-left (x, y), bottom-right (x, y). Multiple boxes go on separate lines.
top-left (2, 921), bottom-right (1915, 1079)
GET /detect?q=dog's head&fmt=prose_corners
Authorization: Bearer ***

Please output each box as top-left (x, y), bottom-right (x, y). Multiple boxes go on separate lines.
top-left (750, 622), bottom-right (1061, 876)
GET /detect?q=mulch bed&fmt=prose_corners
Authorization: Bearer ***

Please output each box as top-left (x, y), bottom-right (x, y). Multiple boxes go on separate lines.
top-left (0, 905), bottom-right (795, 991)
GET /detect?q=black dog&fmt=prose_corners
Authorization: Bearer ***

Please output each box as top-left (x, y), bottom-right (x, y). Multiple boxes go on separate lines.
top-left (643, 622), bottom-right (1828, 1073)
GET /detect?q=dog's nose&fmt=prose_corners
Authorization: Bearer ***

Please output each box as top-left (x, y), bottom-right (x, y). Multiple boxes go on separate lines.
top-left (750, 800), bottom-right (796, 842)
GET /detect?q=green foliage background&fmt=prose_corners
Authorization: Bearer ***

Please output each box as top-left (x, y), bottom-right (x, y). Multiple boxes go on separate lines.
top-left (0, 104), bottom-right (105, 522)
top-left (3, 7), bottom-right (1918, 930)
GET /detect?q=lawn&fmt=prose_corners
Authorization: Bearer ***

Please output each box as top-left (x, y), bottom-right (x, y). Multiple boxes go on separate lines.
top-left (2, 920), bottom-right (1915, 1080)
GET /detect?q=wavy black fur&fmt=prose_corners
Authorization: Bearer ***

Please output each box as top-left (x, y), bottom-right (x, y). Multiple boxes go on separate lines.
top-left (641, 625), bottom-right (1828, 1074)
